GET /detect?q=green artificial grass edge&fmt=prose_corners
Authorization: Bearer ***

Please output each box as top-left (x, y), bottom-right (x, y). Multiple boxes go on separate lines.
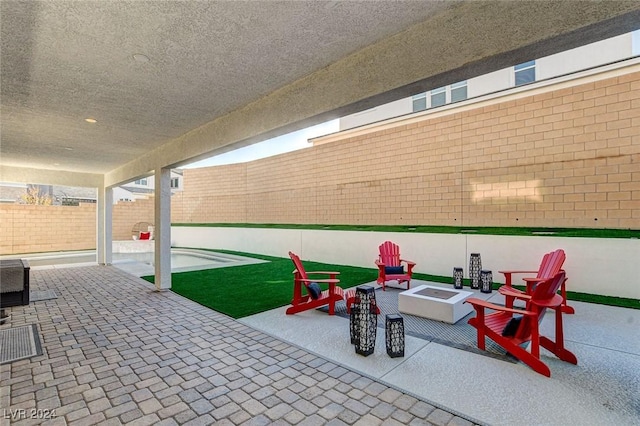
top-left (143, 250), bottom-right (378, 319)
top-left (142, 249), bottom-right (640, 318)
top-left (171, 223), bottom-right (640, 239)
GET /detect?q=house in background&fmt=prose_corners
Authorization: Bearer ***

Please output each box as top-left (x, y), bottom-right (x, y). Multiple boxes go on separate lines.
top-left (0, 183), bottom-right (96, 205)
top-left (339, 30), bottom-right (640, 131)
top-left (0, 170), bottom-right (184, 205)
top-left (116, 169), bottom-right (183, 203)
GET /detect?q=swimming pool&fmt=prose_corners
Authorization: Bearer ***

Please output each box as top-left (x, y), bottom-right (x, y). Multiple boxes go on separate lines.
top-left (9, 248), bottom-right (266, 276)
top-left (114, 249), bottom-right (237, 268)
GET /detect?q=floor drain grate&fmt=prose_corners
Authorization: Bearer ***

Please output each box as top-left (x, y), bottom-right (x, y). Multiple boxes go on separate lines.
top-left (0, 324), bottom-right (43, 364)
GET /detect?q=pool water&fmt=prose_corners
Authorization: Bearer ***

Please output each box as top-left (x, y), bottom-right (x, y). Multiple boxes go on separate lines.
top-left (12, 248), bottom-right (266, 276)
top-left (113, 250), bottom-right (234, 268)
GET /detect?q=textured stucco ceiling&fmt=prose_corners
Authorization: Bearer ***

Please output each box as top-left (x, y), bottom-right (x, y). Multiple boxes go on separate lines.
top-left (1, 1), bottom-right (639, 187)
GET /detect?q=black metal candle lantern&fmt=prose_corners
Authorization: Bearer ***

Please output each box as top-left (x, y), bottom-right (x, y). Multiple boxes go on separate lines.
top-left (354, 286), bottom-right (377, 356)
top-left (349, 304), bottom-right (359, 344)
top-left (453, 267), bottom-right (464, 289)
top-left (480, 270), bottom-right (493, 293)
top-left (469, 253), bottom-right (482, 289)
top-left (385, 314), bottom-right (405, 358)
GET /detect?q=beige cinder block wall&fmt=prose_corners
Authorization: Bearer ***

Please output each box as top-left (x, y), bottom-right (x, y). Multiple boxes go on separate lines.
top-left (112, 198), bottom-right (155, 241)
top-left (177, 69), bottom-right (640, 229)
top-left (461, 72), bottom-right (639, 229)
top-left (0, 204), bottom-right (96, 254)
top-left (172, 163), bottom-right (248, 224)
top-left (0, 198), bottom-right (155, 255)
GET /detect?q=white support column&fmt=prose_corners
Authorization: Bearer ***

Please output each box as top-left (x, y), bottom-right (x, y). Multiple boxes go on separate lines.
top-left (154, 168), bottom-right (172, 290)
top-left (97, 185), bottom-right (113, 265)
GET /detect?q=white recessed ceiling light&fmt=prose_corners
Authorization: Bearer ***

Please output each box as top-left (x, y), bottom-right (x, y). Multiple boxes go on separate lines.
top-left (85, 118), bottom-right (97, 123)
top-left (133, 53), bottom-right (150, 63)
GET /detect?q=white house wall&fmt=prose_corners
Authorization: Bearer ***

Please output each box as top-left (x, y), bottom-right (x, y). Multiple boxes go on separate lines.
top-left (466, 69), bottom-right (511, 98)
top-left (338, 32), bottom-right (637, 131)
top-left (339, 98), bottom-right (412, 131)
top-left (537, 33), bottom-right (633, 80)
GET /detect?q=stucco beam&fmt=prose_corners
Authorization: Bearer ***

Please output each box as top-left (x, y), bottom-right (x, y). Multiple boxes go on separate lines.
top-left (105, 1), bottom-right (640, 187)
top-left (1, 165), bottom-right (103, 188)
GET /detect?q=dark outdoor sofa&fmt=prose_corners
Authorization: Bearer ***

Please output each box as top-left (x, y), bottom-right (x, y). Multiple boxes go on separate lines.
top-left (0, 259), bottom-right (30, 308)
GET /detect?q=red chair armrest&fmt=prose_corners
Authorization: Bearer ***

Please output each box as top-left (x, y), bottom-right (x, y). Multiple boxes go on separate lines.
top-left (299, 278), bottom-right (340, 284)
top-left (499, 270), bottom-right (538, 287)
top-left (305, 271), bottom-right (340, 276)
top-left (498, 286), bottom-right (530, 300)
top-left (465, 297), bottom-right (536, 317)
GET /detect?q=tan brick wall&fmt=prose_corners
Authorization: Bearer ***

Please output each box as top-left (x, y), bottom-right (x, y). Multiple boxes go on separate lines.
top-left (0, 198), bottom-right (155, 255)
top-left (172, 164), bottom-right (248, 223)
top-left (112, 198), bottom-right (155, 240)
top-left (0, 204), bottom-right (96, 254)
top-left (178, 69), bottom-right (640, 229)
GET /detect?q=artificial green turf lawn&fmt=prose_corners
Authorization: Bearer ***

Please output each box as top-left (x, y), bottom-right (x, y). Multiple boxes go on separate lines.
top-left (142, 251), bottom-right (377, 319)
top-left (172, 223), bottom-right (640, 239)
top-left (142, 250), bottom-right (639, 318)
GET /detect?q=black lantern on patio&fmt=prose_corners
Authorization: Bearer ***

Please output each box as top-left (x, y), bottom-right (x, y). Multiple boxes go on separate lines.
top-left (480, 270), bottom-right (493, 294)
top-left (354, 286), bottom-right (377, 356)
top-left (469, 253), bottom-right (482, 289)
top-left (385, 314), bottom-right (405, 358)
top-left (453, 267), bottom-right (464, 289)
top-left (349, 304), bottom-right (359, 344)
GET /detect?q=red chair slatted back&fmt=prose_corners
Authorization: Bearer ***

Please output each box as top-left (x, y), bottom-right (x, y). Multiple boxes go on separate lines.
top-left (289, 251), bottom-right (308, 281)
top-left (379, 241), bottom-right (401, 267)
top-left (537, 249), bottom-right (565, 279)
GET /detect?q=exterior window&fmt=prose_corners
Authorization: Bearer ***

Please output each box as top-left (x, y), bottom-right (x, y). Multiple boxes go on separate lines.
top-left (515, 60), bottom-right (536, 86)
top-left (170, 178), bottom-right (179, 188)
top-left (450, 81), bottom-right (468, 103)
top-left (430, 87), bottom-right (446, 108)
top-left (412, 93), bottom-right (426, 112)
top-left (134, 178), bottom-right (148, 186)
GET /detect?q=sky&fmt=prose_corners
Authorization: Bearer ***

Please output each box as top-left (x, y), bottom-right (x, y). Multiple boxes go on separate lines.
top-left (183, 119), bottom-right (339, 169)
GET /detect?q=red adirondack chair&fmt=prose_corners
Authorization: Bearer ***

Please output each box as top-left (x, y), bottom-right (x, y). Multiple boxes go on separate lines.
top-left (466, 271), bottom-right (577, 377)
top-left (286, 252), bottom-right (345, 315)
top-left (375, 241), bottom-right (416, 291)
top-left (499, 249), bottom-right (573, 314)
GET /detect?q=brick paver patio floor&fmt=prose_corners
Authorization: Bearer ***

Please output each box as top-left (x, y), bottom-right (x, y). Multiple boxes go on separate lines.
top-left (1, 266), bottom-right (476, 425)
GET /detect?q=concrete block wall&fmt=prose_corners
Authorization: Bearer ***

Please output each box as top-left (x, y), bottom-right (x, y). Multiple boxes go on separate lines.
top-left (175, 68), bottom-right (640, 229)
top-left (0, 204), bottom-right (96, 254)
top-left (112, 198), bottom-right (155, 241)
top-left (173, 164), bottom-right (248, 223)
top-left (460, 73), bottom-right (640, 228)
top-left (0, 198), bottom-right (155, 255)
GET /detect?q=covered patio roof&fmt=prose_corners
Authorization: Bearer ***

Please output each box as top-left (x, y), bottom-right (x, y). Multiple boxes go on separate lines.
top-left (2, 1), bottom-right (639, 187)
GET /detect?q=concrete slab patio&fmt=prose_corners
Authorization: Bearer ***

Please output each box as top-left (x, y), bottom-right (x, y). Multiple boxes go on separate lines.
top-left (240, 280), bottom-right (640, 426)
